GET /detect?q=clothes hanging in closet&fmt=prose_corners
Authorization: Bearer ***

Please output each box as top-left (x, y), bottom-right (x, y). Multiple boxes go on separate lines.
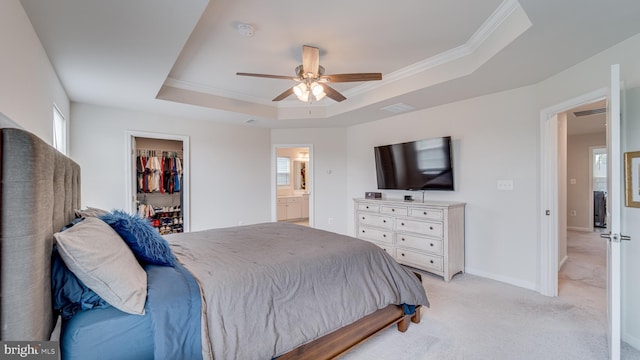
top-left (136, 151), bottom-right (182, 194)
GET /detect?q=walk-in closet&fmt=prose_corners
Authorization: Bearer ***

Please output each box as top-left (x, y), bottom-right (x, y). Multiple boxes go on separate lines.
top-left (132, 136), bottom-right (188, 235)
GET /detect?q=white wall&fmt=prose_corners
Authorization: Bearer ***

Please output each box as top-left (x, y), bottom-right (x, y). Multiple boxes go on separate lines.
top-left (346, 86), bottom-right (540, 289)
top-left (271, 128), bottom-right (348, 234)
top-left (70, 103), bottom-right (272, 231)
top-left (0, 0), bottom-right (69, 143)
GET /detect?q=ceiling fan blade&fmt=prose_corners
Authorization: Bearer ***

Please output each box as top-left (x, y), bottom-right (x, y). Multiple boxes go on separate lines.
top-left (302, 45), bottom-right (320, 77)
top-left (236, 72), bottom-right (295, 80)
top-left (322, 84), bottom-right (346, 102)
top-left (321, 73), bottom-right (382, 82)
top-left (272, 87), bottom-right (294, 101)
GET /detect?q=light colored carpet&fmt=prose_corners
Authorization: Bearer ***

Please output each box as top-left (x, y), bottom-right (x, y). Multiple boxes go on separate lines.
top-left (341, 230), bottom-right (640, 360)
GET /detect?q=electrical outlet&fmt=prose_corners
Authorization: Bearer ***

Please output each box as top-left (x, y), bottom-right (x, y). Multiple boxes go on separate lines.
top-left (497, 180), bottom-right (514, 191)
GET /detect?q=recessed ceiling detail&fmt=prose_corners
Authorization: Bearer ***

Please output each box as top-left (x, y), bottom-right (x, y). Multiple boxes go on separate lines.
top-left (21, 0), bottom-right (640, 128)
top-left (158, 0), bottom-right (531, 121)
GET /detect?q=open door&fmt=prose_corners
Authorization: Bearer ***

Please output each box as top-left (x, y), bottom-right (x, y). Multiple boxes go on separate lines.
top-left (601, 63), bottom-right (625, 360)
top-left (538, 65), bottom-right (629, 359)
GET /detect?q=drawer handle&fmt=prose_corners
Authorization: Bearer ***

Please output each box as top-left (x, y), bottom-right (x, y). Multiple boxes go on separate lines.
top-left (362, 216), bottom-right (366, 220)
top-left (383, 220), bottom-right (386, 223)
top-left (383, 234), bottom-right (386, 238)
top-left (392, 208), bottom-right (395, 212)
top-left (430, 260), bottom-right (434, 264)
top-left (430, 243), bottom-right (434, 247)
top-left (361, 230), bottom-right (365, 233)
top-left (401, 222), bottom-right (405, 226)
top-left (401, 238), bottom-right (405, 241)
top-left (366, 206), bottom-right (369, 209)
top-left (424, 211), bottom-right (427, 215)
top-left (429, 226), bottom-right (434, 230)
top-left (401, 253), bottom-right (405, 257)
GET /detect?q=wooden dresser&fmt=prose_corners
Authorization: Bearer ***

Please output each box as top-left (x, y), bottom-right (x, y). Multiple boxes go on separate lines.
top-left (354, 198), bottom-right (465, 281)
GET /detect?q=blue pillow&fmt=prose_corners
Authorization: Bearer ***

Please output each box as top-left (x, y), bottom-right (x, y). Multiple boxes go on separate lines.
top-left (51, 246), bottom-right (110, 319)
top-left (100, 210), bottom-right (177, 266)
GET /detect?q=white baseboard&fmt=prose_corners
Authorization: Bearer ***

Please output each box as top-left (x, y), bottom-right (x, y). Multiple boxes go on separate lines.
top-left (558, 255), bottom-right (568, 270)
top-left (623, 332), bottom-right (640, 351)
top-left (567, 226), bottom-right (592, 232)
top-left (465, 267), bottom-right (537, 291)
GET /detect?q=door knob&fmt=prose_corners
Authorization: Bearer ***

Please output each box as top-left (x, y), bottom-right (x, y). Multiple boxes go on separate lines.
top-left (600, 233), bottom-right (632, 242)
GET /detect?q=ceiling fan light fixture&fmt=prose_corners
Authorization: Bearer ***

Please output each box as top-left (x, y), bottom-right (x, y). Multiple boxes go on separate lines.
top-left (311, 82), bottom-right (324, 96)
top-left (314, 92), bottom-right (326, 101)
top-left (236, 45), bottom-right (381, 103)
top-left (294, 83), bottom-right (310, 102)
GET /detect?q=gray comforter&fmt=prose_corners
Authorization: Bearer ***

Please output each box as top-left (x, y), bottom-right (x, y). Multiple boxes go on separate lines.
top-left (166, 222), bottom-right (429, 360)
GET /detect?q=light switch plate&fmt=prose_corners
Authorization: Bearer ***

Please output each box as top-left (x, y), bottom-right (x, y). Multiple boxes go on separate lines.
top-left (497, 180), bottom-right (514, 191)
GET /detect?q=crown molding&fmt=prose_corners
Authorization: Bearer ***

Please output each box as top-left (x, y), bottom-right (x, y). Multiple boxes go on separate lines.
top-left (344, 0), bottom-right (524, 97)
top-left (162, 0), bottom-right (527, 117)
top-left (163, 77), bottom-right (274, 106)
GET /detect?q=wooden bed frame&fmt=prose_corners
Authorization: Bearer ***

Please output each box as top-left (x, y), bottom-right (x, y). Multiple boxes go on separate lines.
top-left (279, 304), bottom-right (421, 359)
top-left (0, 127), bottom-right (421, 357)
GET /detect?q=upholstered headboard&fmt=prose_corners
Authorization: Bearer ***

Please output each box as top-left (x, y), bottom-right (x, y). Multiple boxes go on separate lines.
top-left (0, 128), bottom-right (80, 340)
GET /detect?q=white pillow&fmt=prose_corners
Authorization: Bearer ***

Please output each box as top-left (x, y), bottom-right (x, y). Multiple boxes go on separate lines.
top-left (74, 206), bottom-right (109, 218)
top-left (54, 217), bottom-right (147, 315)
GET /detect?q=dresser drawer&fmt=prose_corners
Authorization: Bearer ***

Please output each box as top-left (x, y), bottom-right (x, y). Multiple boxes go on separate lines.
top-left (358, 203), bottom-right (380, 212)
top-left (396, 233), bottom-right (443, 255)
top-left (380, 205), bottom-right (408, 216)
top-left (358, 213), bottom-right (393, 230)
top-left (357, 226), bottom-right (393, 245)
top-left (396, 218), bottom-right (443, 238)
top-left (396, 249), bottom-right (443, 272)
top-left (409, 207), bottom-right (443, 220)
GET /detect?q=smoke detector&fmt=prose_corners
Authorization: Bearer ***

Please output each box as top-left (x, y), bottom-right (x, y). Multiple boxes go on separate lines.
top-left (237, 23), bottom-right (255, 37)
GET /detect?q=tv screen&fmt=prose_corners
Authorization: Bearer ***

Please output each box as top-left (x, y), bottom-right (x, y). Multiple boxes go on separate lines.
top-left (374, 136), bottom-right (454, 191)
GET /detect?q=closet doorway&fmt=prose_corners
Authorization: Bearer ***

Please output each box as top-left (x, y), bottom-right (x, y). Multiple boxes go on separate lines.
top-left (273, 145), bottom-right (313, 227)
top-left (125, 131), bottom-right (190, 233)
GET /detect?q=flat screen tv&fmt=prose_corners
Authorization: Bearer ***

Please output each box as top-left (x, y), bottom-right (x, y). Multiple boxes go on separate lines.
top-left (374, 136), bottom-right (454, 191)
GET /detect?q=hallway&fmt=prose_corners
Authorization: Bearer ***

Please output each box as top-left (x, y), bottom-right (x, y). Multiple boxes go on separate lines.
top-left (558, 230), bottom-right (640, 357)
top-left (559, 230), bottom-right (606, 317)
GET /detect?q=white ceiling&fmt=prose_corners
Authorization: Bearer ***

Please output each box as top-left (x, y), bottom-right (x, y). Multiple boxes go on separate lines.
top-left (20, 0), bottom-right (640, 128)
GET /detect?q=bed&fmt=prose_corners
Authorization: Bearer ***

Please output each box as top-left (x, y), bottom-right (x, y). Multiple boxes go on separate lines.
top-left (0, 127), bottom-right (429, 359)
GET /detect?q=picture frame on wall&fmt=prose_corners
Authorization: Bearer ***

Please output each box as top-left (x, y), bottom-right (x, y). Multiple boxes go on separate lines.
top-left (624, 151), bottom-right (640, 208)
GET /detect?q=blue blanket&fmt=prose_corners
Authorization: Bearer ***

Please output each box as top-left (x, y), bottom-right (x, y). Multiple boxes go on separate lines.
top-left (146, 263), bottom-right (202, 360)
top-left (61, 263), bottom-right (202, 360)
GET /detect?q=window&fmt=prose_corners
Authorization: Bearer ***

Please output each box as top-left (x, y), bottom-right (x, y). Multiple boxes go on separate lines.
top-left (592, 148), bottom-right (607, 192)
top-left (277, 157), bottom-right (291, 186)
top-left (53, 105), bottom-right (66, 154)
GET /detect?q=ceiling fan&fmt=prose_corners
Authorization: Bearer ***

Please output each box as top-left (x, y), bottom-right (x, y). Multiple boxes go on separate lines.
top-left (236, 45), bottom-right (382, 103)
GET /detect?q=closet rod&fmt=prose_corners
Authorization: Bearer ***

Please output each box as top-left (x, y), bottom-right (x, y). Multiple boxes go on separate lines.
top-left (136, 149), bottom-right (183, 157)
